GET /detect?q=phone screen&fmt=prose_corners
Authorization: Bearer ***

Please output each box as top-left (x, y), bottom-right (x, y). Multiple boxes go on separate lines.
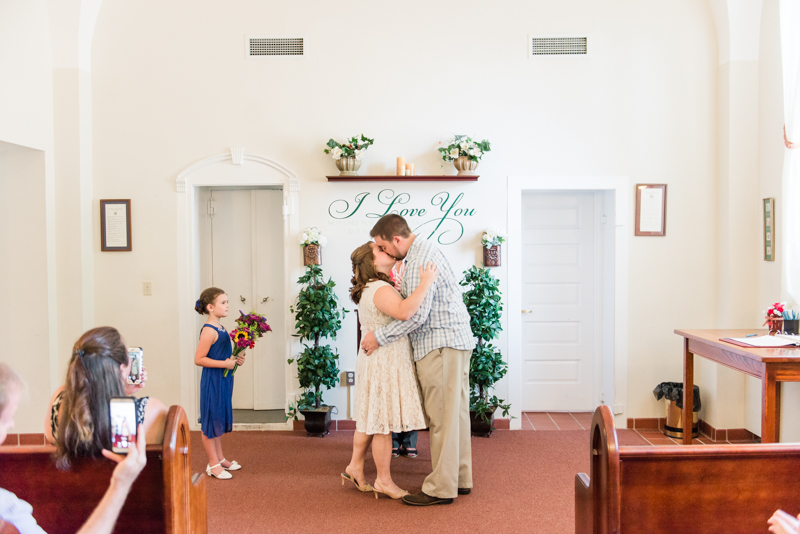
top-left (110, 397), bottom-right (137, 454)
top-left (127, 347), bottom-right (143, 385)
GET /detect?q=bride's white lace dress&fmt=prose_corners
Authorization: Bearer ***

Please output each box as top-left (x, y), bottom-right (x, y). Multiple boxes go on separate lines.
top-left (355, 280), bottom-right (426, 435)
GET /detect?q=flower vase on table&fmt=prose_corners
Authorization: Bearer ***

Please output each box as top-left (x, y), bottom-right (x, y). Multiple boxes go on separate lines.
top-left (763, 302), bottom-right (787, 335)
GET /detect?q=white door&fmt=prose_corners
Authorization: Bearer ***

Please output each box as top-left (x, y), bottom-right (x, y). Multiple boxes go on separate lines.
top-left (521, 191), bottom-right (602, 411)
top-left (200, 188), bottom-right (285, 411)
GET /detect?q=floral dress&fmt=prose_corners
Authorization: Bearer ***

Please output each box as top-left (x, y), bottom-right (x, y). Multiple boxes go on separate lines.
top-left (355, 281), bottom-right (426, 435)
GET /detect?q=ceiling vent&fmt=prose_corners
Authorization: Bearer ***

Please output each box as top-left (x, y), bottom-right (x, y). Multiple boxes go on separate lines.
top-left (529, 36), bottom-right (588, 57)
top-left (245, 36), bottom-right (304, 59)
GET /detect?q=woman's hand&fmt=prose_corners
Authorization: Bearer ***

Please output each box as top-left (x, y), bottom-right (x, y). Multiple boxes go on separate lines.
top-left (125, 366), bottom-right (147, 395)
top-left (235, 352), bottom-right (246, 367)
top-left (102, 425), bottom-right (147, 490)
top-left (769, 510), bottom-right (800, 534)
top-left (419, 262), bottom-right (438, 287)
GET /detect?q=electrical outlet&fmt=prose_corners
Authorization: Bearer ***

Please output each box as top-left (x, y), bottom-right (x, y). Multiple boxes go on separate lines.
top-left (143, 281), bottom-right (152, 296)
top-left (345, 371), bottom-right (355, 386)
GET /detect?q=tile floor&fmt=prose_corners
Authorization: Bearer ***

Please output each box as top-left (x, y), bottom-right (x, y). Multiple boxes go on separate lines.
top-left (522, 412), bottom-right (747, 446)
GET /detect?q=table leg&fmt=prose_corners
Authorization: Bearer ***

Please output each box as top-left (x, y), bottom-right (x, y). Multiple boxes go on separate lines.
top-left (761, 365), bottom-right (781, 443)
top-left (682, 338), bottom-right (693, 445)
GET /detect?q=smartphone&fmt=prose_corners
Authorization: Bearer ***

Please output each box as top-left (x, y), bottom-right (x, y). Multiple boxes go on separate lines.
top-left (127, 347), bottom-right (143, 385)
top-left (109, 397), bottom-right (137, 454)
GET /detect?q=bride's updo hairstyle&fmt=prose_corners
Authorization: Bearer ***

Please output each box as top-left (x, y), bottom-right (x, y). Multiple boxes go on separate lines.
top-left (350, 242), bottom-right (392, 304)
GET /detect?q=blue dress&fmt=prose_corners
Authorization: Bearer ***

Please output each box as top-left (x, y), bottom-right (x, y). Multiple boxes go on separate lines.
top-left (199, 324), bottom-right (234, 438)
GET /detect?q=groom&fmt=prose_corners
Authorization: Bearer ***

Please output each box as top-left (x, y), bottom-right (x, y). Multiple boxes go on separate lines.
top-left (360, 214), bottom-right (475, 506)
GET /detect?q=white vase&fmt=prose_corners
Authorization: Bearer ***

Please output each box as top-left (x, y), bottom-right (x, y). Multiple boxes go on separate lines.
top-left (453, 156), bottom-right (479, 176)
top-left (335, 157), bottom-right (362, 176)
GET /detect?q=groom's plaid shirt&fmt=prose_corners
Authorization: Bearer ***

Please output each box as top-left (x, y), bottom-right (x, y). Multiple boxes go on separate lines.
top-left (374, 237), bottom-right (475, 360)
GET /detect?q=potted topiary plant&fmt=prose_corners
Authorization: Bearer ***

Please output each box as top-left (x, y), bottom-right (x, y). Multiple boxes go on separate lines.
top-left (286, 264), bottom-right (348, 437)
top-left (460, 265), bottom-right (511, 437)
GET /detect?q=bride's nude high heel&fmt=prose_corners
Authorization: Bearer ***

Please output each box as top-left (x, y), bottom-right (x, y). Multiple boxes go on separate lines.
top-left (372, 481), bottom-right (409, 500)
top-left (341, 472), bottom-right (373, 493)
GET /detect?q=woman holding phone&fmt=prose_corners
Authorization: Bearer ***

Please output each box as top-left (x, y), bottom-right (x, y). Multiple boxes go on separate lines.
top-left (44, 326), bottom-right (168, 470)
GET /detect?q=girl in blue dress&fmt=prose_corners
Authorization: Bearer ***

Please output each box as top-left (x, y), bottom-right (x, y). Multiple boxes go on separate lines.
top-left (195, 287), bottom-right (246, 480)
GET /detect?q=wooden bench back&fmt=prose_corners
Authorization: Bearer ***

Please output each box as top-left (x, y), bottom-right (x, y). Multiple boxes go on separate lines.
top-left (577, 405), bottom-right (800, 534)
top-left (0, 405), bottom-right (206, 534)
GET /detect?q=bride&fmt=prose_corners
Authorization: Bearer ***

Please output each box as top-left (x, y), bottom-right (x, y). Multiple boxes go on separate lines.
top-left (342, 241), bottom-right (438, 499)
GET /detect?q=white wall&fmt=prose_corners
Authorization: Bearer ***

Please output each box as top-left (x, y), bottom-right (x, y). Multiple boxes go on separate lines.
top-left (88, 0), bottom-right (719, 422)
top-left (0, 0), bottom-right (58, 433)
top-left (0, 142), bottom-right (50, 431)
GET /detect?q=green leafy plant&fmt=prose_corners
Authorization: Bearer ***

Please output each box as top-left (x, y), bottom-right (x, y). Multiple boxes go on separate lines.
top-left (439, 134), bottom-right (491, 162)
top-left (460, 265), bottom-right (511, 423)
top-left (286, 264), bottom-right (348, 419)
top-left (323, 134), bottom-right (374, 160)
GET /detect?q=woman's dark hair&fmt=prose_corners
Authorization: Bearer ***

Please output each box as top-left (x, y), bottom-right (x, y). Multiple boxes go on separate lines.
top-left (195, 287), bottom-right (226, 315)
top-left (55, 326), bottom-right (128, 471)
top-left (350, 242), bottom-right (392, 304)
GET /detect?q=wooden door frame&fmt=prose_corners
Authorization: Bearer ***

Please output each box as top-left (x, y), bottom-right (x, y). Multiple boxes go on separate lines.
top-left (507, 176), bottom-right (630, 430)
top-left (176, 151), bottom-right (300, 430)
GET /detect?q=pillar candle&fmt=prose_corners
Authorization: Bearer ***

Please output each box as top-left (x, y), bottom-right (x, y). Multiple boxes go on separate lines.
top-left (396, 157), bottom-right (405, 176)
top-left (405, 163), bottom-right (415, 176)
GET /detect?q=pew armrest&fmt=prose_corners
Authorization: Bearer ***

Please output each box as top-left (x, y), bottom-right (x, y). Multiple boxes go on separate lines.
top-left (191, 473), bottom-right (208, 534)
top-left (575, 473), bottom-right (592, 534)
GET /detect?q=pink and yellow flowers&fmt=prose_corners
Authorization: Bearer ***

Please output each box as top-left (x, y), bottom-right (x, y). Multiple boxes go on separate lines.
top-left (224, 310), bottom-right (272, 377)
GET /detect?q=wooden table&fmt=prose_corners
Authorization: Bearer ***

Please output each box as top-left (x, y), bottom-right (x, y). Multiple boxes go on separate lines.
top-left (675, 329), bottom-right (800, 444)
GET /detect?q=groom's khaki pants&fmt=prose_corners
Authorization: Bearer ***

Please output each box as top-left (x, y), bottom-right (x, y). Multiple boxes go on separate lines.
top-left (415, 347), bottom-right (472, 499)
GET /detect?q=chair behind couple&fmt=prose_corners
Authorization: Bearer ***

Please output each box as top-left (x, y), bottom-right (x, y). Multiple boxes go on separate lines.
top-left (342, 214), bottom-right (475, 507)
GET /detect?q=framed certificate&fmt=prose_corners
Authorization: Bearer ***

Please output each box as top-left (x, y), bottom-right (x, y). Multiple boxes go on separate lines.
top-left (635, 184), bottom-right (667, 236)
top-left (763, 198), bottom-right (775, 261)
top-left (100, 199), bottom-right (132, 251)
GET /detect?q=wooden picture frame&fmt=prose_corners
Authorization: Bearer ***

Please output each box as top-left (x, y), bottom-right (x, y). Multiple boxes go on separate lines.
top-left (100, 199), bottom-right (132, 251)
top-left (763, 198), bottom-right (775, 261)
top-left (634, 184), bottom-right (667, 236)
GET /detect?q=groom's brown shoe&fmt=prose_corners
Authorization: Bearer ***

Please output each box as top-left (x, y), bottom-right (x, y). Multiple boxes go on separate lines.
top-left (402, 491), bottom-right (453, 506)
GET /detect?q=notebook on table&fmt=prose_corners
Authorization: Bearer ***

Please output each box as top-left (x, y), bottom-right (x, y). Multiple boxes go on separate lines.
top-left (721, 334), bottom-right (800, 348)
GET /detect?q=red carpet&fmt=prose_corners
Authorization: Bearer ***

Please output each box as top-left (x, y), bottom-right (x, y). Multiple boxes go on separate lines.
top-left (191, 429), bottom-right (646, 533)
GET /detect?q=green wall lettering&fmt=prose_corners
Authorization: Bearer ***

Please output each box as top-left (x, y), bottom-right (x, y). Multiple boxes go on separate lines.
top-left (327, 189), bottom-right (474, 245)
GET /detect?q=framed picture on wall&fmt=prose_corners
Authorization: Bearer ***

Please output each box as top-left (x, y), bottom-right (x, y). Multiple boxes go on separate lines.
top-left (763, 198), bottom-right (775, 261)
top-left (634, 184), bottom-right (667, 236)
top-left (100, 199), bottom-right (132, 251)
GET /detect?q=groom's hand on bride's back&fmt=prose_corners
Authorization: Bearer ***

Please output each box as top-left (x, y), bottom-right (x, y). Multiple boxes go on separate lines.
top-left (361, 332), bottom-right (379, 355)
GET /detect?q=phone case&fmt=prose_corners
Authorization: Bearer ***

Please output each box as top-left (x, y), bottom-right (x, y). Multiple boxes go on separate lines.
top-left (127, 347), bottom-right (143, 385)
top-left (109, 397), bottom-right (137, 454)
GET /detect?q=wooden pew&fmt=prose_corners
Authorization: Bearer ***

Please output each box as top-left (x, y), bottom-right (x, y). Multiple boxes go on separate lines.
top-left (0, 405), bottom-right (206, 534)
top-left (575, 405), bottom-right (800, 534)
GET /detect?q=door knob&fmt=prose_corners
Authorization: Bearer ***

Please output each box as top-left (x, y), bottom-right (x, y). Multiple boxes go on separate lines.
top-left (521, 310), bottom-right (533, 313)
top-left (261, 297), bottom-right (269, 303)
top-left (240, 295), bottom-right (246, 303)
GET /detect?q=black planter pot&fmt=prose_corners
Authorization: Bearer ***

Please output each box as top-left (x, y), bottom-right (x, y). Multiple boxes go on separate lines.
top-left (470, 407), bottom-right (497, 437)
top-left (300, 407), bottom-right (333, 437)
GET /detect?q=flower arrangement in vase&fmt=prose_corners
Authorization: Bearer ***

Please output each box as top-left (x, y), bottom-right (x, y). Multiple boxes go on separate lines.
top-left (299, 227), bottom-right (327, 266)
top-left (324, 134), bottom-right (374, 176)
top-left (438, 134), bottom-right (491, 176)
top-left (481, 227), bottom-right (506, 267)
top-left (763, 302), bottom-right (787, 335)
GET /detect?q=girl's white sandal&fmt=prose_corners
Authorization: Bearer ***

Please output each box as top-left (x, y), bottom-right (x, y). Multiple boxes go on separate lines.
top-left (206, 463), bottom-right (233, 479)
top-left (221, 459), bottom-right (242, 471)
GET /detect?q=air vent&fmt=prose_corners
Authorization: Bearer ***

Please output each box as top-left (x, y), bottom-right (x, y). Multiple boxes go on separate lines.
top-left (529, 37), bottom-right (587, 57)
top-left (245, 36), bottom-right (304, 59)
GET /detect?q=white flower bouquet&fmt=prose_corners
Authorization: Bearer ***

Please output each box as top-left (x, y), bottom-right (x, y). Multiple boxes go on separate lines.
top-left (481, 227), bottom-right (506, 249)
top-left (324, 135), bottom-right (374, 160)
top-left (438, 134), bottom-right (491, 162)
top-left (299, 227), bottom-right (328, 247)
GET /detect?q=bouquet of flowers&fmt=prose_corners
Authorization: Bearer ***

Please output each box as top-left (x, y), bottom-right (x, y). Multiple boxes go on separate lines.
top-left (438, 134), bottom-right (491, 162)
top-left (481, 227), bottom-right (506, 249)
top-left (225, 310), bottom-right (272, 376)
top-left (766, 302), bottom-right (787, 319)
top-left (299, 227), bottom-right (328, 247)
top-left (323, 135), bottom-right (374, 160)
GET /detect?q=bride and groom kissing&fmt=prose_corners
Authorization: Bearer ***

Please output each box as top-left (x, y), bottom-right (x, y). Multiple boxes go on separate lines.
top-left (341, 214), bottom-right (475, 506)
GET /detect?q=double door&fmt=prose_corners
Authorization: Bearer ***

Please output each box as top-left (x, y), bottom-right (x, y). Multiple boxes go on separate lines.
top-left (199, 187), bottom-right (285, 410)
